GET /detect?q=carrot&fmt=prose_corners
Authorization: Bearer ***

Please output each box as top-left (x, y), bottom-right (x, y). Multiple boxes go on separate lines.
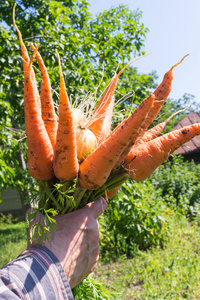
top-left (97, 95), bottom-right (115, 144)
top-left (53, 50), bottom-right (79, 182)
top-left (87, 74), bottom-right (118, 142)
top-left (113, 56), bottom-right (189, 169)
top-left (124, 123), bottom-right (200, 181)
top-left (78, 94), bottom-right (154, 190)
top-left (13, 4), bottom-right (40, 108)
top-left (104, 185), bottom-right (122, 199)
top-left (87, 53), bottom-right (151, 143)
top-left (30, 44), bottom-right (57, 148)
top-left (24, 44), bottom-right (54, 181)
top-left (141, 54), bottom-right (189, 131)
top-left (134, 107), bottom-right (189, 147)
top-left (112, 93), bottom-right (155, 169)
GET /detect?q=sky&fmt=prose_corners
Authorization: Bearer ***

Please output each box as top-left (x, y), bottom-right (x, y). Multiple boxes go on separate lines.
top-left (89, 0), bottom-right (200, 104)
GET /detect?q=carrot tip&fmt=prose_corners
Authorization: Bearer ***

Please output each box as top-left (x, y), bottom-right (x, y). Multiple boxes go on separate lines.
top-left (55, 50), bottom-right (61, 76)
top-left (27, 43), bottom-right (40, 75)
top-left (56, 49), bottom-right (66, 88)
top-left (13, 3), bottom-right (17, 27)
top-left (170, 54), bottom-right (189, 71)
top-left (117, 52), bottom-right (152, 77)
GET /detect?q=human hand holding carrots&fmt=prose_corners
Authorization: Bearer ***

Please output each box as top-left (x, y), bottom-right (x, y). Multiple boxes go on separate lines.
top-left (27, 197), bottom-right (107, 288)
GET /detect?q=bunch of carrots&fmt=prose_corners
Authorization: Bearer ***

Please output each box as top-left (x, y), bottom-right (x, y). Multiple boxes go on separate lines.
top-left (13, 4), bottom-right (200, 237)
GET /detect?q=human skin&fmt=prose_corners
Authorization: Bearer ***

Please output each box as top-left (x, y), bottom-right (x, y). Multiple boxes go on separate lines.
top-left (27, 197), bottom-right (107, 288)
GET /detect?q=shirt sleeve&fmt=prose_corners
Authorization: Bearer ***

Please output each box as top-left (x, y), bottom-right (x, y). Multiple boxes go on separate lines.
top-left (0, 244), bottom-right (74, 300)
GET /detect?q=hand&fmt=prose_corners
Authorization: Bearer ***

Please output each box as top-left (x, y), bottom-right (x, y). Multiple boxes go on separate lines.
top-left (27, 197), bottom-right (107, 288)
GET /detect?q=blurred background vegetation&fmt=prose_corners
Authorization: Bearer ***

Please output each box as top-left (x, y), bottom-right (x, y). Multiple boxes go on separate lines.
top-left (1, 1), bottom-right (200, 298)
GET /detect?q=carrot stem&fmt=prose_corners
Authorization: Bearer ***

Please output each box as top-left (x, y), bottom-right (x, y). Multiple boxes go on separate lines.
top-left (89, 171), bottom-right (129, 202)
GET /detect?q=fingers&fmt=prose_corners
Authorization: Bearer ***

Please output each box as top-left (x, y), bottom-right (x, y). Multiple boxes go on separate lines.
top-left (86, 197), bottom-right (107, 219)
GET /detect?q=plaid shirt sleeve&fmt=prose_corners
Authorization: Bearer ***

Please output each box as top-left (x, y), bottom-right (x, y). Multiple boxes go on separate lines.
top-left (0, 244), bottom-right (74, 300)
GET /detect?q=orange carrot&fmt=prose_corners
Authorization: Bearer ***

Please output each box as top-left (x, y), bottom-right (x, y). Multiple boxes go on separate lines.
top-left (98, 95), bottom-right (115, 144)
top-left (53, 50), bottom-right (79, 182)
top-left (113, 56), bottom-right (189, 169)
top-left (78, 94), bottom-right (154, 190)
top-left (134, 107), bottom-right (189, 147)
top-left (124, 123), bottom-right (200, 181)
top-left (141, 54), bottom-right (189, 131)
top-left (104, 185), bottom-right (122, 199)
top-left (24, 44), bottom-right (54, 181)
top-left (113, 93), bottom-right (155, 169)
top-left (13, 4), bottom-right (40, 108)
top-left (87, 74), bottom-right (118, 141)
top-left (30, 44), bottom-right (57, 148)
top-left (87, 53), bottom-right (151, 143)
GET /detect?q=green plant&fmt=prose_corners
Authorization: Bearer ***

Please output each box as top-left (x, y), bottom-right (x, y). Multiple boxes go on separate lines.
top-left (95, 214), bottom-right (200, 299)
top-left (0, 220), bottom-right (27, 268)
top-left (149, 155), bottom-right (200, 218)
top-left (0, 212), bottom-right (18, 225)
top-left (72, 275), bottom-right (119, 299)
top-left (99, 180), bottom-right (169, 260)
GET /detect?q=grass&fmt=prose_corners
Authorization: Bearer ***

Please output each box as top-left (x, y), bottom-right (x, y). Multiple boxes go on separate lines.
top-left (92, 215), bottom-right (200, 299)
top-left (0, 216), bottom-right (27, 269)
top-left (1, 213), bottom-right (200, 299)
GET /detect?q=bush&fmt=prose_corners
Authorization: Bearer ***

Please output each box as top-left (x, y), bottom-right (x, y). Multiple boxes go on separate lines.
top-left (99, 180), bottom-right (170, 261)
top-left (149, 155), bottom-right (200, 218)
top-left (99, 156), bottom-right (200, 261)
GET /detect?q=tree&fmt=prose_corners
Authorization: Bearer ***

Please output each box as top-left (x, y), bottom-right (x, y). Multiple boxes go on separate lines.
top-left (0, 0), bottom-right (156, 193)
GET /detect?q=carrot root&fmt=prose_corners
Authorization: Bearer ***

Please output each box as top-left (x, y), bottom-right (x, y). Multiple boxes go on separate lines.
top-left (124, 123), bottom-right (200, 181)
top-left (30, 44), bottom-right (57, 148)
top-left (24, 44), bottom-right (54, 181)
top-left (53, 50), bottom-right (79, 182)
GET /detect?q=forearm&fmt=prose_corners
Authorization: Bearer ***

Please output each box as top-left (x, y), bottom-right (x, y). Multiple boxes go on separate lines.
top-left (0, 244), bottom-right (74, 300)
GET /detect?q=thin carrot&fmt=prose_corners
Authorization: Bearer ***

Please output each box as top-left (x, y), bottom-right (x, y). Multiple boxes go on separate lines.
top-left (87, 73), bottom-right (117, 142)
top-left (78, 94), bottom-right (154, 190)
top-left (113, 93), bottom-right (155, 169)
top-left (30, 44), bottom-right (57, 148)
top-left (97, 95), bottom-right (115, 144)
top-left (141, 54), bottom-right (189, 131)
top-left (114, 56), bottom-right (189, 169)
top-left (24, 44), bottom-right (54, 181)
top-left (104, 185), bottom-right (122, 199)
top-left (124, 123), bottom-right (200, 181)
top-left (134, 107), bottom-right (190, 147)
top-left (53, 50), bottom-right (79, 182)
top-left (13, 4), bottom-right (40, 108)
top-left (87, 53), bottom-right (151, 142)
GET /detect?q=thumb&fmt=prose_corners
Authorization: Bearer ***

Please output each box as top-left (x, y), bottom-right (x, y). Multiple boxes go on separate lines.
top-left (86, 197), bottom-right (107, 219)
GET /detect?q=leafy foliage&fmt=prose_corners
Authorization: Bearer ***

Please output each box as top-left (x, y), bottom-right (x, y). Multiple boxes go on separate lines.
top-left (99, 156), bottom-right (200, 261)
top-left (149, 155), bottom-right (200, 218)
top-left (99, 180), bottom-right (169, 260)
top-left (72, 275), bottom-right (119, 299)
